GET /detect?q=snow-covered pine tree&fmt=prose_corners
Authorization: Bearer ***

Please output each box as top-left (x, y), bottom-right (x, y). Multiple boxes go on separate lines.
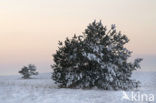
top-left (19, 64), bottom-right (38, 79)
top-left (52, 20), bottom-right (143, 90)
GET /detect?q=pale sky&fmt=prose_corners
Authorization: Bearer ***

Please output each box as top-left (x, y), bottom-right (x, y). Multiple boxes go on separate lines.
top-left (0, 0), bottom-right (156, 75)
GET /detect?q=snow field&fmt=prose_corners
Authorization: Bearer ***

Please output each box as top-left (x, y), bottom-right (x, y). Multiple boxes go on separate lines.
top-left (0, 72), bottom-right (155, 103)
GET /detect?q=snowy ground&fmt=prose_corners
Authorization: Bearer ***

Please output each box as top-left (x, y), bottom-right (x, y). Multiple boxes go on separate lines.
top-left (0, 72), bottom-right (155, 103)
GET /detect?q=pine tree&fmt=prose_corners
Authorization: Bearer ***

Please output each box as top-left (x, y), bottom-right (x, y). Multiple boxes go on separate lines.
top-left (19, 64), bottom-right (38, 79)
top-left (52, 20), bottom-right (143, 90)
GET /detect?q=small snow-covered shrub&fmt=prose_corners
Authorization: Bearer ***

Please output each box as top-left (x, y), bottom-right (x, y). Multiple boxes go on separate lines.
top-left (52, 20), bottom-right (142, 90)
top-left (19, 64), bottom-right (38, 79)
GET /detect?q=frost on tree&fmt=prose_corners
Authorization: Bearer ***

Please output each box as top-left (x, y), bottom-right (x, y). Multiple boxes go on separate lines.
top-left (19, 64), bottom-right (38, 79)
top-left (52, 20), bottom-right (143, 90)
